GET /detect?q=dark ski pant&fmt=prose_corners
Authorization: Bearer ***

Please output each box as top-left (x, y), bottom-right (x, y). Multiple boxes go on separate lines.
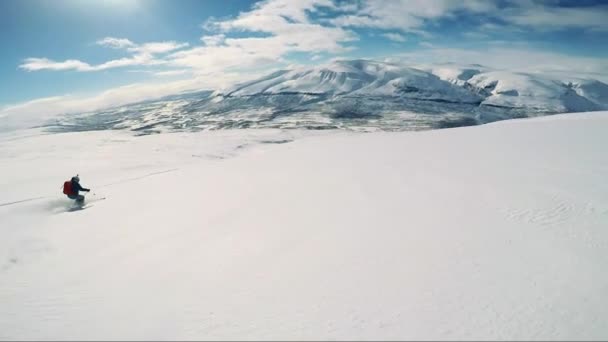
top-left (68, 194), bottom-right (85, 203)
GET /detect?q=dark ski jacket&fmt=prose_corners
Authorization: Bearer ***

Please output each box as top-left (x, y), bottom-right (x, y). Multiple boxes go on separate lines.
top-left (71, 179), bottom-right (90, 194)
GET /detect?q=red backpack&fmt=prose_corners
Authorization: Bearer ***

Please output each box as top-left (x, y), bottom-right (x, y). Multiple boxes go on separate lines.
top-left (63, 181), bottom-right (73, 195)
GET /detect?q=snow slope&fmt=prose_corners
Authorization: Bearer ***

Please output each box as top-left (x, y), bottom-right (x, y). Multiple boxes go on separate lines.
top-left (467, 71), bottom-right (602, 112)
top-left (1, 112), bottom-right (608, 340)
top-left (429, 64), bottom-right (485, 85)
top-left (572, 80), bottom-right (608, 109)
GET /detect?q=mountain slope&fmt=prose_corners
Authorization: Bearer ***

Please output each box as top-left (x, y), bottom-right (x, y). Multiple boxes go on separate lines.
top-left (572, 80), bottom-right (608, 109)
top-left (466, 71), bottom-right (602, 112)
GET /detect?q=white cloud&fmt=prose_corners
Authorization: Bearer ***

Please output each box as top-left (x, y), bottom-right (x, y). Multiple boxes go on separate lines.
top-left (201, 34), bottom-right (226, 47)
top-left (19, 58), bottom-right (93, 72)
top-left (96, 37), bottom-right (136, 49)
top-left (382, 32), bottom-right (407, 42)
top-left (168, 0), bottom-right (358, 75)
top-left (461, 31), bottom-right (489, 40)
top-left (330, 1), bottom-right (608, 34)
top-left (131, 41), bottom-right (190, 54)
top-left (21, 37), bottom-right (188, 72)
top-left (212, 0), bottom-right (357, 53)
top-left (168, 41), bottom-right (284, 74)
top-left (397, 46), bottom-right (608, 81)
top-left (219, 0), bottom-right (337, 29)
top-left (153, 69), bottom-right (191, 77)
top-left (331, 0), bottom-right (495, 31)
top-left (97, 37), bottom-right (188, 54)
top-left (19, 54), bottom-right (160, 72)
top-left (478, 22), bottom-right (506, 31)
top-left (502, 5), bottom-right (608, 32)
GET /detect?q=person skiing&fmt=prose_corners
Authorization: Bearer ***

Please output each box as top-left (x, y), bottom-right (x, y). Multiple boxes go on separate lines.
top-left (63, 175), bottom-right (90, 203)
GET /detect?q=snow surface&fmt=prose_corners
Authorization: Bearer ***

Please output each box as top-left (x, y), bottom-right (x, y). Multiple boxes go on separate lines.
top-left (1, 112), bottom-right (608, 340)
top-left (466, 71), bottom-right (600, 112)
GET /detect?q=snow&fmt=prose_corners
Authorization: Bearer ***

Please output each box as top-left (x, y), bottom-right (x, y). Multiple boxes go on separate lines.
top-left (466, 71), bottom-right (601, 112)
top-left (1, 112), bottom-right (608, 340)
top-left (429, 65), bottom-right (485, 85)
top-left (572, 80), bottom-right (608, 109)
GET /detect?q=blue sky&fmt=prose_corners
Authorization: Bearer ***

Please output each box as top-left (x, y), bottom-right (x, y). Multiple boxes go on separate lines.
top-left (1, 0), bottom-right (607, 116)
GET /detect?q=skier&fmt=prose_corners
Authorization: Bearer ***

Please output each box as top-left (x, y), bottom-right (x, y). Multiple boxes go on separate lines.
top-left (63, 175), bottom-right (91, 203)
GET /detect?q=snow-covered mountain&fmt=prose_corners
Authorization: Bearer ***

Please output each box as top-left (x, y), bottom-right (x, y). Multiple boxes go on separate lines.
top-left (467, 71), bottom-right (598, 112)
top-left (225, 59), bottom-right (607, 111)
top-left (41, 59), bottom-right (608, 134)
top-left (571, 79), bottom-right (608, 109)
top-left (226, 60), bottom-right (482, 103)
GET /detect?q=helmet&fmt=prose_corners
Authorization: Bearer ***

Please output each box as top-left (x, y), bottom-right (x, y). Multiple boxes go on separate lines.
top-left (72, 175), bottom-right (80, 182)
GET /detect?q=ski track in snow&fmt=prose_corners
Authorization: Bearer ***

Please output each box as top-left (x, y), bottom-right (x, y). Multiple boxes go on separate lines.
top-left (502, 194), bottom-right (576, 226)
top-left (96, 168), bottom-right (180, 188)
top-left (0, 132), bottom-right (298, 210)
top-left (0, 196), bottom-right (47, 207)
top-left (501, 191), bottom-right (608, 229)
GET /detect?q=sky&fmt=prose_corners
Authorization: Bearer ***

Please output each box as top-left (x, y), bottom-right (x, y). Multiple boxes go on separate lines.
top-left (1, 0), bottom-right (607, 120)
